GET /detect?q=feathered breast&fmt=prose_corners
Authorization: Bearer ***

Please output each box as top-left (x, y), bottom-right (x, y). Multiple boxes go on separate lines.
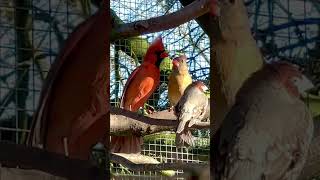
top-left (121, 63), bottom-right (160, 111)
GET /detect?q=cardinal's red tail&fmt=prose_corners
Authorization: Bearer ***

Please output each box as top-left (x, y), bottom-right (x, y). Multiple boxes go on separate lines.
top-left (110, 136), bottom-right (143, 153)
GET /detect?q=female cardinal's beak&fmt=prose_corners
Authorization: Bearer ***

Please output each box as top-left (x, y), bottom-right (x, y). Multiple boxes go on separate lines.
top-left (172, 59), bottom-right (180, 68)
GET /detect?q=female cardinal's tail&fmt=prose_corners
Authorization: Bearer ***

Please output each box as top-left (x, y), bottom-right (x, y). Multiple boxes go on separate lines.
top-left (110, 136), bottom-right (143, 153)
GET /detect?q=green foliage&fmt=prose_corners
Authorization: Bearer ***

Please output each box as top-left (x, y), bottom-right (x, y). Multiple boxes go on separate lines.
top-left (143, 133), bottom-right (210, 150)
top-left (127, 37), bottom-right (149, 62)
top-left (204, 89), bottom-right (210, 98)
top-left (160, 57), bottom-right (173, 73)
top-left (110, 155), bottom-right (176, 177)
top-left (160, 170), bottom-right (176, 177)
top-left (143, 133), bottom-right (175, 145)
top-left (111, 9), bottom-right (150, 63)
top-left (302, 93), bottom-right (320, 118)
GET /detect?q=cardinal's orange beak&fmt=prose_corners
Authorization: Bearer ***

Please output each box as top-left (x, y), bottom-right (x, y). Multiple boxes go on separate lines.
top-left (160, 51), bottom-right (169, 59)
top-left (172, 59), bottom-right (180, 68)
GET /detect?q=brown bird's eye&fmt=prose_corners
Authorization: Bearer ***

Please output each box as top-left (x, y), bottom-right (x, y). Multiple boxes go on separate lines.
top-left (292, 77), bottom-right (301, 84)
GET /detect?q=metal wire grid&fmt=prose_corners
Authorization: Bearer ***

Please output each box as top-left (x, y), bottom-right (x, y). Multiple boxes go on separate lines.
top-left (0, 1), bottom-right (98, 143)
top-left (247, 0), bottom-right (319, 64)
top-left (110, 0), bottom-right (320, 178)
top-left (110, 0), bottom-right (210, 178)
top-left (0, 0), bottom-right (318, 179)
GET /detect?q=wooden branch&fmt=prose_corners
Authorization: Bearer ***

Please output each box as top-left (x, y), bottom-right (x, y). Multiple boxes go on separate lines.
top-left (110, 0), bottom-right (218, 40)
top-left (110, 153), bottom-right (208, 172)
top-left (179, 0), bottom-right (222, 41)
top-left (110, 107), bottom-right (210, 136)
top-left (0, 142), bottom-right (107, 180)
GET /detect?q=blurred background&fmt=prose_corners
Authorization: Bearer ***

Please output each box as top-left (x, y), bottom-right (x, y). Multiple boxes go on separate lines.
top-left (0, 0), bottom-right (319, 179)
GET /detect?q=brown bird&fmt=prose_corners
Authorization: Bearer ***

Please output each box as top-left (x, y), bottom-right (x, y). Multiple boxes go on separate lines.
top-left (174, 81), bottom-right (209, 147)
top-left (168, 54), bottom-right (193, 108)
top-left (213, 61), bottom-right (314, 180)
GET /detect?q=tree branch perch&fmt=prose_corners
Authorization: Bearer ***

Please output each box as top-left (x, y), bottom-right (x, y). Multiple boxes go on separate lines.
top-left (110, 153), bottom-right (208, 172)
top-left (110, 107), bottom-right (210, 136)
top-left (110, 0), bottom-right (218, 40)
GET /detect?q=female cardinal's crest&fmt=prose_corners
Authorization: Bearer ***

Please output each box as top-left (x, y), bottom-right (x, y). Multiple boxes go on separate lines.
top-left (172, 55), bottom-right (187, 69)
top-left (173, 54), bottom-right (187, 61)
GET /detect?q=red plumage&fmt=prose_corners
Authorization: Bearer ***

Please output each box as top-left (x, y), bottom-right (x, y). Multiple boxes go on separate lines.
top-left (111, 36), bottom-right (168, 153)
top-left (27, 6), bottom-right (108, 160)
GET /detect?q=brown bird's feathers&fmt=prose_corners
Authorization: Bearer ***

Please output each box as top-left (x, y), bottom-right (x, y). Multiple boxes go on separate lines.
top-left (213, 61), bottom-right (314, 180)
top-left (175, 81), bottom-right (208, 133)
top-left (175, 130), bottom-right (196, 148)
top-left (174, 81), bottom-right (209, 147)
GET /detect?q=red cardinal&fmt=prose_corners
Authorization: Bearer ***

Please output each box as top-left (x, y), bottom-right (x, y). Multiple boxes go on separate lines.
top-left (27, 4), bottom-right (108, 160)
top-left (213, 61), bottom-right (314, 180)
top-left (110, 36), bottom-right (168, 154)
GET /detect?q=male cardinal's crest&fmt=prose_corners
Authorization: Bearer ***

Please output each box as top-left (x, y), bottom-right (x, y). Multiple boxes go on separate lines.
top-left (111, 36), bottom-right (169, 154)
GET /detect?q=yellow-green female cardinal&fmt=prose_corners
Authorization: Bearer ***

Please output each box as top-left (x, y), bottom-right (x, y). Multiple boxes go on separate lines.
top-left (168, 54), bottom-right (193, 108)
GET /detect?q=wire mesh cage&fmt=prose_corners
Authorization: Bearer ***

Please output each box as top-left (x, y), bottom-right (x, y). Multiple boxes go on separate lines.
top-left (0, 0), bottom-right (319, 179)
top-left (110, 0), bottom-right (210, 178)
top-left (112, 0), bottom-right (320, 178)
top-left (0, 0), bottom-right (100, 145)
top-left (246, 0), bottom-right (320, 73)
